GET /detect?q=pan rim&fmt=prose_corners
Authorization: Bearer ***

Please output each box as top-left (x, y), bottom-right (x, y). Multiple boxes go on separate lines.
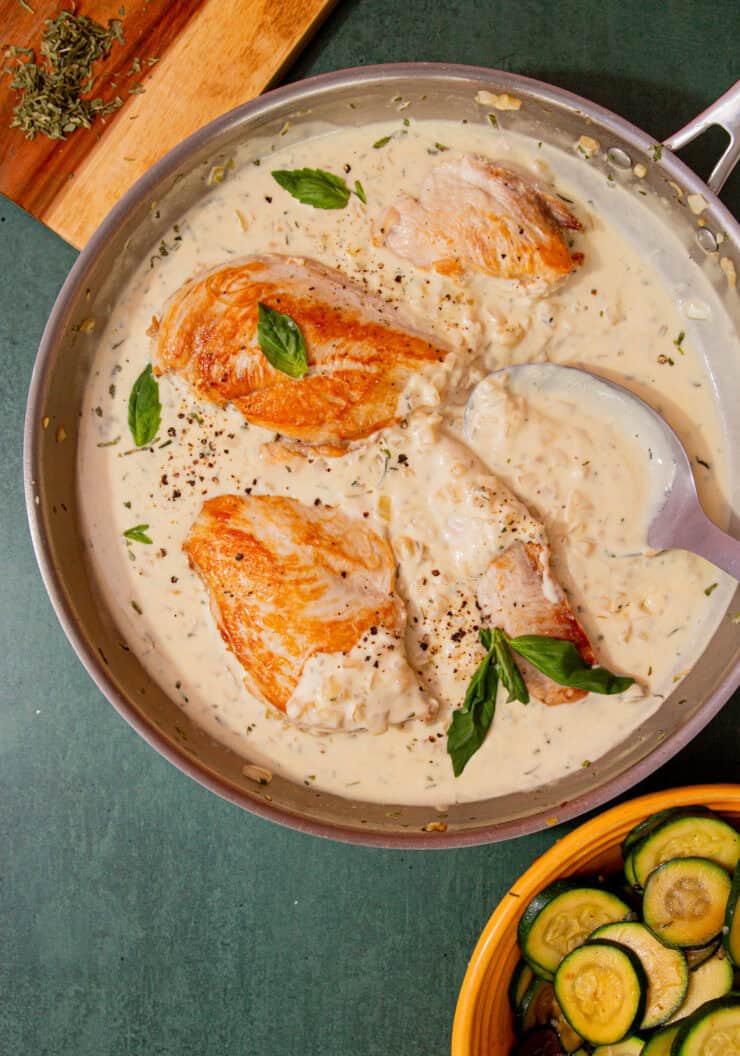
top-left (24, 62), bottom-right (740, 848)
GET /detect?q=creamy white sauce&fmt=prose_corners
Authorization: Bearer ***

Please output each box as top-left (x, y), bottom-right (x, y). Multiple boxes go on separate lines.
top-left (77, 118), bottom-right (734, 806)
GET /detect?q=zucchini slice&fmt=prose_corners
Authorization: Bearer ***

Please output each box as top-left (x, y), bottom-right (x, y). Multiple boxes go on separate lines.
top-left (551, 999), bottom-right (584, 1053)
top-left (591, 920), bottom-right (688, 1028)
top-left (592, 1038), bottom-right (644, 1055)
top-left (642, 857), bottom-right (731, 948)
top-left (510, 959), bottom-right (536, 1011)
top-left (518, 880), bottom-right (634, 978)
top-left (554, 939), bottom-right (647, 1045)
top-left (685, 938), bottom-right (720, 970)
top-left (641, 1023), bottom-right (680, 1056)
top-left (621, 807), bottom-right (694, 859)
top-left (724, 861), bottom-right (740, 965)
top-left (624, 851), bottom-right (639, 889)
top-left (664, 949), bottom-right (734, 1024)
top-left (672, 994), bottom-right (740, 1056)
top-left (631, 814), bottom-right (740, 888)
top-left (517, 979), bottom-right (556, 1034)
top-left (511, 1026), bottom-right (564, 1056)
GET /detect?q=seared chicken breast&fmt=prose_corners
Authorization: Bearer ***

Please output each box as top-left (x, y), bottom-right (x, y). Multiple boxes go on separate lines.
top-left (153, 254), bottom-right (450, 447)
top-left (382, 417), bottom-right (594, 705)
top-left (184, 493), bottom-right (433, 732)
top-left (374, 154), bottom-right (582, 285)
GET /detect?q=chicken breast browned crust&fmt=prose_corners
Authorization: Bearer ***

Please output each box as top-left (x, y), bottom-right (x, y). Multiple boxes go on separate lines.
top-left (374, 154), bottom-right (583, 285)
top-left (183, 493), bottom-right (433, 732)
top-left (152, 254), bottom-right (450, 448)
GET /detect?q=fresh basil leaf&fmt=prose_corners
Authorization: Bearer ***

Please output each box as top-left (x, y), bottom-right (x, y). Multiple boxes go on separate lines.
top-left (271, 167), bottom-right (351, 209)
top-left (508, 634), bottom-right (635, 695)
top-left (353, 179), bottom-right (367, 204)
top-left (493, 628), bottom-right (529, 704)
top-left (447, 638), bottom-right (499, 777)
top-left (257, 303), bottom-right (308, 378)
top-left (123, 524), bottom-right (152, 544)
top-left (127, 364), bottom-right (161, 447)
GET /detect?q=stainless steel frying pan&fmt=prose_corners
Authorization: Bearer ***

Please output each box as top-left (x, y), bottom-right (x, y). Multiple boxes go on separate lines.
top-left (24, 65), bottom-right (740, 847)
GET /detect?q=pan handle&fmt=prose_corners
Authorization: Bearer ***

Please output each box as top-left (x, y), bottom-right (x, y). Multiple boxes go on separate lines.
top-left (663, 81), bottom-right (740, 194)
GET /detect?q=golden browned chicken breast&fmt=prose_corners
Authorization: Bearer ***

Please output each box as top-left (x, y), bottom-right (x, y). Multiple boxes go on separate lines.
top-left (183, 493), bottom-right (433, 731)
top-left (374, 154), bottom-right (583, 285)
top-left (152, 254), bottom-right (450, 448)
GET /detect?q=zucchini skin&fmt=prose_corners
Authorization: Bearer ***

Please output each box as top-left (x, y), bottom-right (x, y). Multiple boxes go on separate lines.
top-left (509, 959), bottom-right (536, 1012)
top-left (685, 939), bottom-right (720, 970)
top-left (620, 806), bottom-right (702, 860)
top-left (554, 939), bottom-right (647, 1045)
top-left (671, 994), bottom-right (740, 1055)
top-left (664, 950), bottom-right (734, 1024)
top-left (591, 920), bottom-right (688, 1029)
top-left (640, 1022), bottom-right (680, 1055)
top-left (630, 814), bottom-right (740, 888)
top-left (642, 857), bottom-right (732, 949)
top-left (518, 879), bottom-right (633, 978)
top-left (592, 1037), bottom-right (644, 1055)
top-left (516, 979), bottom-right (555, 1034)
top-left (724, 863), bottom-right (740, 965)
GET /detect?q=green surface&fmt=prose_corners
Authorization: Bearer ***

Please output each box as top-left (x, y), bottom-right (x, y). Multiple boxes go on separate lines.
top-left (1, 2), bottom-right (738, 1053)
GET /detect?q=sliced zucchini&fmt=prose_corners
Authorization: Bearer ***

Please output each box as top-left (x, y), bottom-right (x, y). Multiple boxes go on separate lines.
top-left (685, 938), bottom-right (720, 970)
top-left (664, 949), bottom-right (734, 1024)
top-left (510, 959), bottom-right (536, 1011)
top-left (592, 1038), bottom-right (644, 1055)
top-left (518, 880), bottom-right (634, 978)
top-left (621, 807), bottom-right (694, 859)
top-left (642, 857), bottom-right (731, 948)
top-left (724, 861), bottom-right (740, 965)
top-left (672, 994), bottom-right (740, 1056)
top-left (624, 851), bottom-right (639, 889)
top-left (591, 920), bottom-right (688, 1028)
top-left (551, 998), bottom-right (584, 1053)
top-left (511, 1026), bottom-right (564, 1056)
top-left (554, 939), bottom-right (647, 1045)
top-left (517, 979), bottom-right (556, 1034)
top-left (631, 814), bottom-right (740, 888)
top-left (640, 1023), bottom-right (680, 1056)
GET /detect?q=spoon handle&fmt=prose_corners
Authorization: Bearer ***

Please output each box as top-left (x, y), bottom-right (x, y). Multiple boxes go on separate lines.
top-left (668, 504), bottom-right (740, 579)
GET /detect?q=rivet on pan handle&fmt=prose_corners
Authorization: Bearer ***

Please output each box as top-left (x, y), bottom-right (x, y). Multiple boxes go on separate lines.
top-left (663, 80), bottom-right (740, 194)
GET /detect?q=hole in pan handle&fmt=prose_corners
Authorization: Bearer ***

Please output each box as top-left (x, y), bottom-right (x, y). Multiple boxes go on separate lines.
top-left (662, 80), bottom-right (740, 194)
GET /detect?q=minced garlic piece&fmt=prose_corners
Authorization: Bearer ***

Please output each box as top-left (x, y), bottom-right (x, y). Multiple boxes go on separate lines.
top-left (475, 90), bottom-right (521, 110)
top-left (687, 193), bottom-right (707, 215)
top-left (242, 764), bottom-right (272, 785)
top-left (719, 256), bottom-right (737, 287)
top-left (633, 162), bottom-right (647, 178)
top-left (576, 135), bottom-right (600, 159)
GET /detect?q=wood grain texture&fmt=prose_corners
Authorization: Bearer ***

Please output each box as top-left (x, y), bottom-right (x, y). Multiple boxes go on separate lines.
top-left (0, 0), bottom-right (338, 247)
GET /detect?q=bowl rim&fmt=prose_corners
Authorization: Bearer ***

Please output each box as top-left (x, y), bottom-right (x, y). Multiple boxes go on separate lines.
top-left (451, 782), bottom-right (740, 1053)
top-left (24, 62), bottom-right (740, 848)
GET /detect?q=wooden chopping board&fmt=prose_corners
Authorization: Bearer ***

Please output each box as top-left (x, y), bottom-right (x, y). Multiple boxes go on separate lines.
top-left (0, 0), bottom-right (338, 248)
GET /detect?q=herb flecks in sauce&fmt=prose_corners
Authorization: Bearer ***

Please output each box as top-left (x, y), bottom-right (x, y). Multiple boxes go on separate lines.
top-left (123, 524), bottom-right (153, 544)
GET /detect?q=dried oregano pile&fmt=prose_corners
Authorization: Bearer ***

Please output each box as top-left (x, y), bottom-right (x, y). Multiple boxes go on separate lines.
top-left (3, 10), bottom-right (125, 140)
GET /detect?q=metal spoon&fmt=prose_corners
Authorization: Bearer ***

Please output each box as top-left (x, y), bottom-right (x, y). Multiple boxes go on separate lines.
top-left (465, 363), bottom-right (740, 578)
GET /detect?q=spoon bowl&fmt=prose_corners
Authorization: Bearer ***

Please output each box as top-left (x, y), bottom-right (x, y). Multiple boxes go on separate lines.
top-left (465, 363), bottom-right (740, 578)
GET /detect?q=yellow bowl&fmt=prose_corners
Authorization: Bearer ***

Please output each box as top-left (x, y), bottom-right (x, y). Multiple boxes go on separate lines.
top-left (451, 783), bottom-right (740, 1056)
